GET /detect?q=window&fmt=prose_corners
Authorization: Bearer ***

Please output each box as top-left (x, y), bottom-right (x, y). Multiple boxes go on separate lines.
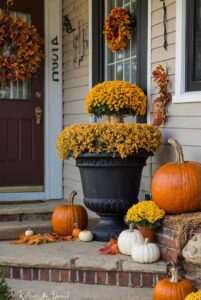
top-left (0, 9), bottom-right (31, 100)
top-left (105, 0), bottom-right (138, 84)
top-left (174, 0), bottom-right (201, 102)
top-left (91, 0), bottom-right (148, 119)
top-left (186, 0), bottom-right (201, 91)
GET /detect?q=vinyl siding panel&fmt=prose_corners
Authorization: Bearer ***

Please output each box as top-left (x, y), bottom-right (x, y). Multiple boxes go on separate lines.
top-left (62, 0), bottom-right (92, 214)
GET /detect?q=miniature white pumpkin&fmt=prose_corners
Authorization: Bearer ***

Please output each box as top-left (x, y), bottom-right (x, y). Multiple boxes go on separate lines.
top-left (25, 227), bottom-right (34, 237)
top-left (131, 238), bottom-right (160, 263)
top-left (79, 230), bottom-right (93, 242)
top-left (118, 224), bottom-right (144, 255)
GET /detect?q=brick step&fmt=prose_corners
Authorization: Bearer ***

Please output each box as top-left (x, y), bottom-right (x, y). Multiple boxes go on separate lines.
top-left (0, 241), bottom-right (168, 288)
top-left (0, 221), bottom-right (52, 240)
top-left (7, 279), bottom-right (154, 300)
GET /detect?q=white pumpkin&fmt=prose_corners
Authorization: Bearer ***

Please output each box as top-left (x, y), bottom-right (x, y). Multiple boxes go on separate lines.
top-left (131, 238), bottom-right (160, 263)
top-left (79, 230), bottom-right (93, 242)
top-left (25, 228), bottom-right (34, 237)
top-left (118, 224), bottom-right (144, 255)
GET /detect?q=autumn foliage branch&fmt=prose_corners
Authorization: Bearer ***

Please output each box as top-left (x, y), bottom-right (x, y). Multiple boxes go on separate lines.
top-left (152, 64), bottom-right (172, 126)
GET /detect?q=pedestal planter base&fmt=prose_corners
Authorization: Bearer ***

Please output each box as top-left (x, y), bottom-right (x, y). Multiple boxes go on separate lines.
top-left (76, 152), bottom-right (152, 241)
top-left (87, 215), bottom-right (127, 241)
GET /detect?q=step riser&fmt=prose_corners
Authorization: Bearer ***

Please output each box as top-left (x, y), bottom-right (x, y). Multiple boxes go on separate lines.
top-left (0, 217), bottom-right (97, 241)
top-left (0, 224), bottom-right (52, 240)
top-left (2, 266), bottom-right (167, 288)
top-left (0, 213), bottom-right (52, 222)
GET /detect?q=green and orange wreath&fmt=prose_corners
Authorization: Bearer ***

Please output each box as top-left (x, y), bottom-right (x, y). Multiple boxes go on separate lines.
top-left (0, 14), bottom-right (43, 87)
top-left (103, 7), bottom-right (132, 52)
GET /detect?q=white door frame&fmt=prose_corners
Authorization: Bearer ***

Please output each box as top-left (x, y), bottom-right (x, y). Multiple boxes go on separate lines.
top-left (0, 0), bottom-right (63, 201)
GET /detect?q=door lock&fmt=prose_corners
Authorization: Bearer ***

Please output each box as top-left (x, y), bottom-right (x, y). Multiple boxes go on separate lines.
top-left (35, 107), bottom-right (43, 125)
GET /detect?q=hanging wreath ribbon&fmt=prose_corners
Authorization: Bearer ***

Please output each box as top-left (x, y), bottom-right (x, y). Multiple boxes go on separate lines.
top-left (0, 14), bottom-right (43, 87)
top-left (103, 7), bottom-right (132, 52)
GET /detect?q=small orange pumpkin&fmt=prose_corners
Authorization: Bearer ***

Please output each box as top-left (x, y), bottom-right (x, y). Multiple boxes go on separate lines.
top-left (72, 223), bottom-right (81, 238)
top-left (51, 191), bottom-right (88, 236)
top-left (152, 139), bottom-right (201, 214)
top-left (154, 268), bottom-right (195, 300)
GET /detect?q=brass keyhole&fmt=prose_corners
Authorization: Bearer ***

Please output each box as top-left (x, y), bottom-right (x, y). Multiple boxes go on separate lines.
top-left (35, 107), bottom-right (43, 125)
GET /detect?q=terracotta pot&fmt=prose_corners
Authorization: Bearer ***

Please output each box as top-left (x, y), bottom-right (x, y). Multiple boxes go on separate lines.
top-left (137, 226), bottom-right (156, 243)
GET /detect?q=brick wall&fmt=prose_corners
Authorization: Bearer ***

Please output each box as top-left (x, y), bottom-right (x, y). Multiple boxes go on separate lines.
top-left (156, 216), bottom-right (201, 288)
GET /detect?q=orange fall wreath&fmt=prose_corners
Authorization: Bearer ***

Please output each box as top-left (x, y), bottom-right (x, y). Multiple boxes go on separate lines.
top-left (103, 7), bottom-right (132, 52)
top-left (0, 14), bottom-right (43, 87)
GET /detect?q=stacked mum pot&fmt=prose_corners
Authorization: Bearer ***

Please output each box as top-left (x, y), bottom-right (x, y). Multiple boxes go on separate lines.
top-left (57, 80), bottom-right (162, 241)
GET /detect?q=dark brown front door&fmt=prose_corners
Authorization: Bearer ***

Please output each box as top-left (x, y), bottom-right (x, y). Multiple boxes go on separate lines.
top-left (0, 0), bottom-right (44, 191)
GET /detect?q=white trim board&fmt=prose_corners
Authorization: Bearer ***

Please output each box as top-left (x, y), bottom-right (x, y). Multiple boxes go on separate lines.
top-left (0, 0), bottom-right (63, 201)
top-left (173, 0), bottom-right (201, 103)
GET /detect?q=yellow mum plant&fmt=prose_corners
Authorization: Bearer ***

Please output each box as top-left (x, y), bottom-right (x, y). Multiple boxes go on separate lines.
top-left (57, 123), bottom-right (162, 160)
top-left (85, 81), bottom-right (146, 118)
top-left (184, 291), bottom-right (201, 300)
top-left (126, 200), bottom-right (165, 229)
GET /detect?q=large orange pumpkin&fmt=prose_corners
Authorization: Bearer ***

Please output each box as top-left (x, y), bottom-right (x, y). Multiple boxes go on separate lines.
top-left (154, 268), bottom-right (195, 300)
top-left (51, 191), bottom-right (88, 235)
top-left (152, 139), bottom-right (201, 214)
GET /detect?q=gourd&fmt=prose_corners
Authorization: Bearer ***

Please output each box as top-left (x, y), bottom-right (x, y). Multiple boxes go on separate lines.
top-left (72, 223), bottom-right (81, 238)
top-left (51, 191), bottom-right (88, 235)
top-left (25, 227), bottom-right (34, 237)
top-left (154, 268), bottom-right (195, 300)
top-left (152, 139), bottom-right (201, 214)
top-left (79, 230), bottom-right (93, 242)
top-left (131, 238), bottom-right (160, 263)
top-left (117, 224), bottom-right (144, 255)
top-left (184, 290), bottom-right (201, 300)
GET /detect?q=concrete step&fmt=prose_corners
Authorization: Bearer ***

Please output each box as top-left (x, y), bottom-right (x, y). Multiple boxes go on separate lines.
top-left (0, 240), bottom-right (168, 289)
top-left (0, 218), bottom-right (98, 240)
top-left (7, 279), bottom-right (154, 300)
top-left (0, 221), bottom-right (52, 240)
top-left (0, 199), bottom-right (63, 222)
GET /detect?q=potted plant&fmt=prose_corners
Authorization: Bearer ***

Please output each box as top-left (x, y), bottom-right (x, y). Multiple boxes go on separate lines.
top-left (125, 200), bottom-right (165, 242)
top-left (57, 80), bottom-right (162, 241)
top-left (85, 80), bottom-right (146, 122)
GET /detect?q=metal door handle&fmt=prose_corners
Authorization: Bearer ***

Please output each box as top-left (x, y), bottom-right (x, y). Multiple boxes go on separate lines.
top-left (35, 107), bottom-right (43, 125)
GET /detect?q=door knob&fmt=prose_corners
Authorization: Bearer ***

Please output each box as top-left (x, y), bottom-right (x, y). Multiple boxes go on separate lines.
top-left (34, 91), bottom-right (42, 99)
top-left (35, 107), bottom-right (43, 125)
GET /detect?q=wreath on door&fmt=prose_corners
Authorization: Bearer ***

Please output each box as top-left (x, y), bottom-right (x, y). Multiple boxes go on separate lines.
top-left (103, 7), bottom-right (132, 52)
top-left (0, 14), bottom-right (43, 87)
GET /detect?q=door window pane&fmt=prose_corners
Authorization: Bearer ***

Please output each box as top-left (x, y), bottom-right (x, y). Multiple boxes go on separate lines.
top-left (0, 9), bottom-right (32, 100)
top-left (105, 0), bottom-right (138, 84)
top-left (116, 63), bottom-right (123, 80)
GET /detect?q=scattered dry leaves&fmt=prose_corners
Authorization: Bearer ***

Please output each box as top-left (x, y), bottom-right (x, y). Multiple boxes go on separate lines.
top-left (12, 233), bottom-right (73, 245)
top-left (99, 238), bottom-right (120, 255)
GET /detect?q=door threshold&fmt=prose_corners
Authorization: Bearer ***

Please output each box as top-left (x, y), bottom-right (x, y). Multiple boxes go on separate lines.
top-left (0, 186), bottom-right (44, 193)
top-left (0, 200), bottom-right (46, 205)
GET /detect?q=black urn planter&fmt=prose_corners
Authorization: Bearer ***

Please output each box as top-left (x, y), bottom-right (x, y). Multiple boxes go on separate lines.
top-left (76, 151), bottom-right (152, 241)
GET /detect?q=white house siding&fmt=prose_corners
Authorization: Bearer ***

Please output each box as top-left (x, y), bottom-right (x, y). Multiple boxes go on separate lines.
top-left (62, 0), bottom-right (90, 207)
top-left (151, 0), bottom-right (201, 186)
